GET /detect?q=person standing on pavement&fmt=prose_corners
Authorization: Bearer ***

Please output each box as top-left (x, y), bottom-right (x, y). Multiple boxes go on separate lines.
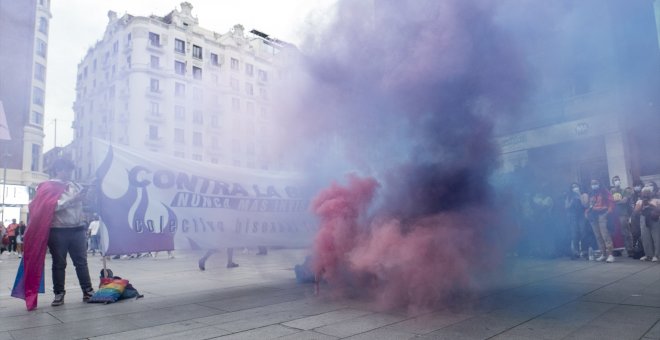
top-left (11, 158), bottom-right (95, 310)
top-left (565, 183), bottom-right (588, 259)
top-left (635, 185), bottom-right (660, 262)
top-left (16, 221), bottom-right (26, 258)
top-left (586, 179), bottom-right (616, 263)
top-left (610, 176), bottom-right (634, 256)
top-left (6, 219), bottom-right (19, 255)
top-left (88, 216), bottom-right (100, 256)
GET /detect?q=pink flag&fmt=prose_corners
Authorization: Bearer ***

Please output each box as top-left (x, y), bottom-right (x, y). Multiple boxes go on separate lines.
top-left (0, 101), bottom-right (11, 140)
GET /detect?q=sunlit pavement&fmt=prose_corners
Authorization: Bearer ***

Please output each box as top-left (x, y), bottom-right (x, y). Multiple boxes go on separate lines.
top-left (2, 250), bottom-right (660, 340)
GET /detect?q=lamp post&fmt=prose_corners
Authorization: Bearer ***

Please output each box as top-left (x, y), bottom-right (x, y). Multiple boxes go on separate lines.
top-left (1, 151), bottom-right (10, 225)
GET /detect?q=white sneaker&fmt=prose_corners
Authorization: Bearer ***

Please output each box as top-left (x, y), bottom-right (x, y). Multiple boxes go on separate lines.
top-left (653, 257), bottom-right (659, 263)
top-left (640, 256), bottom-right (649, 261)
top-left (606, 255), bottom-right (615, 263)
top-left (596, 255), bottom-right (606, 262)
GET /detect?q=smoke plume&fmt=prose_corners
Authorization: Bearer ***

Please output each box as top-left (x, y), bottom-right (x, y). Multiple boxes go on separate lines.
top-left (272, 0), bottom-right (528, 312)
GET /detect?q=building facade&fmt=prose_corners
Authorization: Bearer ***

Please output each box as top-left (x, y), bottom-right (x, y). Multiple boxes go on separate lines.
top-left (0, 0), bottom-right (52, 223)
top-left (72, 2), bottom-right (286, 182)
top-left (495, 0), bottom-right (660, 195)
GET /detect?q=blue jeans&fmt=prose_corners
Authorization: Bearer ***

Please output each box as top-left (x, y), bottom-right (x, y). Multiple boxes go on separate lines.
top-left (48, 227), bottom-right (93, 294)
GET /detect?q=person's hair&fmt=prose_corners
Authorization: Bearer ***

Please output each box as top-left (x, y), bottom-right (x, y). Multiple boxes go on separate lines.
top-left (49, 158), bottom-right (75, 176)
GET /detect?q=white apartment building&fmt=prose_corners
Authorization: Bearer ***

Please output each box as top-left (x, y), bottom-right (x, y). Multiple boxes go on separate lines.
top-left (72, 2), bottom-right (287, 181)
top-left (0, 0), bottom-right (52, 223)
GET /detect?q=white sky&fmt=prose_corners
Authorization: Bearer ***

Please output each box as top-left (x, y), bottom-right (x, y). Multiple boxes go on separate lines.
top-left (43, 0), bottom-right (336, 151)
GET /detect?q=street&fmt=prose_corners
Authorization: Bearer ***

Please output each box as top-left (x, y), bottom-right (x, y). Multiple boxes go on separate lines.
top-left (1, 249), bottom-right (660, 339)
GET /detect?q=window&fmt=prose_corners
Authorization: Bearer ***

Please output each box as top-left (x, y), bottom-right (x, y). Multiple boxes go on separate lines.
top-left (93, 59), bottom-right (97, 70)
top-left (174, 151), bottom-right (185, 158)
top-left (258, 70), bottom-right (268, 82)
top-left (232, 139), bottom-right (240, 152)
top-left (245, 63), bottom-right (253, 76)
top-left (33, 87), bottom-right (44, 106)
top-left (230, 78), bottom-right (239, 91)
top-left (31, 111), bottom-right (43, 126)
top-left (150, 78), bottom-right (160, 92)
top-left (260, 87), bottom-right (268, 100)
top-left (193, 132), bottom-right (203, 146)
top-left (174, 38), bottom-right (185, 53)
top-left (192, 45), bottom-right (202, 59)
top-left (231, 58), bottom-right (239, 70)
top-left (245, 83), bottom-right (253, 96)
top-left (175, 61), bottom-right (185, 75)
top-left (36, 39), bottom-right (47, 57)
top-left (232, 98), bottom-right (240, 112)
top-left (150, 55), bottom-right (159, 69)
top-left (246, 102), bottom-right (255, 115)
top-left (127, 56), bottom-right (131, 68)
top-left (261, 107), bottom-right (268, 119)
top-left (193, 110), bottom-right (203, 124)
top-left (192, 154), bottom-right (202, 161)
top-left (174, 128), bottom-right (185, 143)
top-left (211, 158), bottom-right (219, 164)
top-left (34, 63), bottom-right (46, 81)
top-left (247, 142), bottom-right (255, 155)
top-left (38, 17), bottom-right (48, 34)
top-left (150, 102), bottom-right (159, 115)
top-left (193, 66), bottom-right (202, 80)
top-left (211, 114), bottom-right (219, 127)
top-left (148, 32), bottom-right (160, 47)
top-left (31, 144), bottom-right (41, 171)
top-left (175, 106), bottom-right (185, 120)
top-left (175, 82), bottom-right (185, 97)
top-left (211, 136), bottom-right (219, 148)
top-left (210, 53), bottom-right (219, 65)
top-left (193, 87), bottom-right (203, 100)
top-left (149, 125), bottom-right (159, 139)
top-left (113, 41), bottom-right (119, 54)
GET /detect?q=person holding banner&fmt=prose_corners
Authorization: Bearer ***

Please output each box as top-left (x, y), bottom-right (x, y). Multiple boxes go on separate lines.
top-left (12, 158), bottom-right (95, 310)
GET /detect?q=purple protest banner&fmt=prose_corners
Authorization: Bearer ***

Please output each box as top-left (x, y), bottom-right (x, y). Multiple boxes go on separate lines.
top-left (92, 140), bottom-right (317, 256)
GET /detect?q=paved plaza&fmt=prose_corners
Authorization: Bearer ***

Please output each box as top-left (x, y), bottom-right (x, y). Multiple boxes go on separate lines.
top-left (2, 249), bottom-right (660, 339)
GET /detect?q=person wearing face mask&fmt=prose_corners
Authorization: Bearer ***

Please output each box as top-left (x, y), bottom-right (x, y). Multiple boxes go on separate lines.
top-left (586, 179), bottom-right (615, 263)
top-left (565, 183), bottom-right (588, 259)
top-left (610, 176), bottom-right (634, 256)
top-left (634, 186), bottom-right (660, 262)
top-left (629, 180), bottom-right (645, 252)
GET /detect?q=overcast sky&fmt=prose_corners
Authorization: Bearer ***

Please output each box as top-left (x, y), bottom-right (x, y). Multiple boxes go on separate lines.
top-left (43, 0), bottom-right (336, 151)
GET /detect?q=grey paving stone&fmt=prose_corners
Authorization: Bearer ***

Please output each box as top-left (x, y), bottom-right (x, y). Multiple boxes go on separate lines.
top-left (125, 303), bottom-right (224, 328)
top-left (282, 308), bottom-right (373, 330)
top-left (0, 312), bottom-right (62, 332)
top-left (384, 310), bottom-right (474, 335)
top-left (213, 310), bottom-right (310, 333)
top-left (422, 314), bottom-right (525, 340)
top-left (0, 332), bottom-right (12, 340)
top-left (314, 313), bottom-right (406, 338)
top-left (8, 314), bottom-right (141, 340)
top-left (642, 320), bottom-right (660, 339)
top-left (277, 330), bottom-right (339, 340)
top-left (214, 324), bottom-right (299, 339)
top-left (492, 301), bottom-right (614, 339)
top-left (145, 325), bottom-right (231, 340)
top-left (89, 320), bottom-right (208, 340)
top-left (343, 328), bottom-right (416, 340)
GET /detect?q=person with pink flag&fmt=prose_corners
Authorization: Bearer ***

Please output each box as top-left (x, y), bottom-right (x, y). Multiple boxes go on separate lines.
top-left (11, 158), bottom-right (94, 310)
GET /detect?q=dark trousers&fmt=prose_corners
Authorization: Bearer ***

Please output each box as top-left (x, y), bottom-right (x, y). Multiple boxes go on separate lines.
top-left (8, 236), bottom-right (17, 252)
top-left (48, 227), bottom-right (93, 294)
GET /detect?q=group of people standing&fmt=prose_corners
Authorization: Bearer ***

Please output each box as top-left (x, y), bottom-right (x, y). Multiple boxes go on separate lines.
top-left (565, 175), bottom-right (660, 263)
top-left (0, 219), bottom-right (26, 257)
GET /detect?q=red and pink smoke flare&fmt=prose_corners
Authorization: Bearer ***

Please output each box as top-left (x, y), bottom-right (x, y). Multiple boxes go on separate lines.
top-left (312, 175), bottom-right (511, 313)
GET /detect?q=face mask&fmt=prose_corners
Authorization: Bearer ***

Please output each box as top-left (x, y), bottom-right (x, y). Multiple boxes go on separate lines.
top-left (572, 187), bottom-right (580, 194)
top-left (614, 180), bottom-right (621, 187)
top-left (635, 186), bottom-right (642, 192)
top-left (591, 185), bottom-right (599, 191)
